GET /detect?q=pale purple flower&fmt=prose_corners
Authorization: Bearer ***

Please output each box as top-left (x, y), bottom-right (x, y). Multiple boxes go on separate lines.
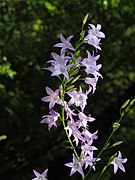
top-left (51, 63), bottom-right (72, 80)
top-left (85, 77), bottom-right (98, 93)
top-left (81, 154), bottom-right (100, 170)
top-left (88, 24), bottom-right (105, 38)
top-left (81, 51), bottom-right (102, 79)
top-left (81, 50), bottom-right (100, 69)
top-left (84, 24), bottom-right (105, 50)
top-left (47, 51), bottom-right (72, 80)
top-left (87, 65), bottom-right (102, 80)
top-left (81, 51), bottom-right (102, 74)
top-left (32, 169), bottom-right (48, 180)
top-left (64, 101), bottom-right (77, 120)
top-left (76, 112), bottom-right (95, 129)
top-left (54, 34), bottom-right (75, 51)
top-left (41, 110), bottom-right (60, 130)
top-left (41, 87), bottom-right (63, 109)
top-left (82, 129), bottom-right (98, 143)
top-left (65, 120), bottom-right (84, 146)
top-left (67, 87), bottom-right (88, 111)
top-left (65, 120), bottom-right (78, 137)
top-left (84, 32), bottom-right (101, 50)
top-left (81, 140), bottom-right (98, 156)
top-left (111, 151), bottom-right (127, 174)
top-left (65, 154), bottom-right (84, 177)
top-left (49, 51), bottom-right (70, 65)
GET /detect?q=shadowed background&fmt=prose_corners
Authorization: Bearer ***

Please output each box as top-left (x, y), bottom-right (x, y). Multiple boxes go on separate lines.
top-left (0, 0), bottom-right (135, 179)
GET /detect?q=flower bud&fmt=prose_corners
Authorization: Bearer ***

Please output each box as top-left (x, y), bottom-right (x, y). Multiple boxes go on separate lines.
top-left (113, 122), bottom-right (120, 131)
top-left (83, 13), bottom-right (89, 25)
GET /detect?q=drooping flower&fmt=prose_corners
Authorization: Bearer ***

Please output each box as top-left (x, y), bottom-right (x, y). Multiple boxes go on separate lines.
top-left (64, 101), bottom-right (77, 120)
top-left (76, 112), bottom-right (95, 129)
top-left (41, 87), bottom-right (63, 109)
top-left (85, 77), bottom-right (98, 93)
top-left (54, 34), bottom-right (75, 51)
top-left (65, 120), bottom-right (84, 146)
top-left (65, 154), bottom-right (84, 177)
top-left (110, 151), bottom-right (127, 174)
top-left (41, 110), bottom-right (60, 130)
top-left (82, 129), bottom-right (98, 143)
top-left (32, 169), bottom-right (48, 180)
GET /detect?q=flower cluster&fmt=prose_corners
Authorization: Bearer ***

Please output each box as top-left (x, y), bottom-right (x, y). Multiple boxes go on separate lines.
top-left (32, 17), bottom-right (127, 180)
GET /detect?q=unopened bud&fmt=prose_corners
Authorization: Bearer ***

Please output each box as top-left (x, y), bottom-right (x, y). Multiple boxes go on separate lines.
top-left (83, 13), bottom-right (89, 25)
top-left (113, 122), bottom-right (120, 131)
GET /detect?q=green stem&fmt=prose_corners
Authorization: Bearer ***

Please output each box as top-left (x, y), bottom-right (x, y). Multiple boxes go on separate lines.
top-left (60, 84), bottom-right (79, 159)
top-left (82, 176), bottom-right (85, 180)
top-left (96, 165), bottom-right (108, 180)
top-left (85, 114), bottom-right (125, 179)
top-left (61, 107), bottom-right (79, 159)
top-left (85, 130), bottom-right (114, 179)
top-left (75, 41), bottom-right (84, 51)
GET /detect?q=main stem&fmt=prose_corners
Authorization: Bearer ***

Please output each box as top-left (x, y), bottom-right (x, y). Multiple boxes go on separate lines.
top-left (60, 84), bottom-right (79, 159)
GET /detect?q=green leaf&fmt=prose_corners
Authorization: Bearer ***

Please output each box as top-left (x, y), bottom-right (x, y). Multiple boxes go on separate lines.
top-left (66, 85), bottom-right (76, 91)
top-left (68, 75), bottom-right (81, 85)
top-left (69, 68), bottom-right (79, 77)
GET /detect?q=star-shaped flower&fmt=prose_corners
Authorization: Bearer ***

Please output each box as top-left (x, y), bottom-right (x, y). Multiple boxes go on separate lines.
top-left (84, 32), bottom-right (101, 50)
top-left (41, 87), bottom-right (63, 109)
top-left (88, 24), bottom-right (105, 38)
top-left (41, 110), bottom-right (60, 130)
top-left (81, 153), bottom-right (100, 170)
top-left (67, 87), bottom-right (88, 112)
top-left (81, 140), bottom-right (98, 156)
top-left (32, 169), bottom-right (48, 180)
top-left (82, 129), bottom-right (98, 143)
top-left (47, 51), bottom-right (72, 80)
top-left (84, 24), bottom-right (105, 50)
top-left (65, 154), bottom-right (84, 177)
top-left (81, 51), bottom-right (100, 68)
top-left (54, 34), bottom-right (75, 51)
top-left (111, 151), bottom-right (127, 174)
top-left (81, 51), bottom-right (102, 80)
top-left (77, 112), bottom-right (95, 129)
top-left (65, 120), bottom-right (84, 146)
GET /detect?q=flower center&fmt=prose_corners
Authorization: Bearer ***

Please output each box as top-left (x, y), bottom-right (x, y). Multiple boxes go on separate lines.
top-left (73, 162), bottom-right (79, 169)
top-left (60, 66), bottom-right (66, 73)
top-left (38, 175), bottom-right (46, 180)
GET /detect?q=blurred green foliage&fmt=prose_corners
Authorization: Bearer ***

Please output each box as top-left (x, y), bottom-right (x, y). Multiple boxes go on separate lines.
top-left (0, 0), bottom-right (135, 179)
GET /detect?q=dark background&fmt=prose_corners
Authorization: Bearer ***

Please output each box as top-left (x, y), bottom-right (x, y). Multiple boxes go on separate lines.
top-left (0, 0), bottom-right (135, 179)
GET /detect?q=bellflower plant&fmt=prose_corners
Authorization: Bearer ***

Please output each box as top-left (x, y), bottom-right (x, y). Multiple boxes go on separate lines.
top-left (32, 14), bottom-right (135, 180)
